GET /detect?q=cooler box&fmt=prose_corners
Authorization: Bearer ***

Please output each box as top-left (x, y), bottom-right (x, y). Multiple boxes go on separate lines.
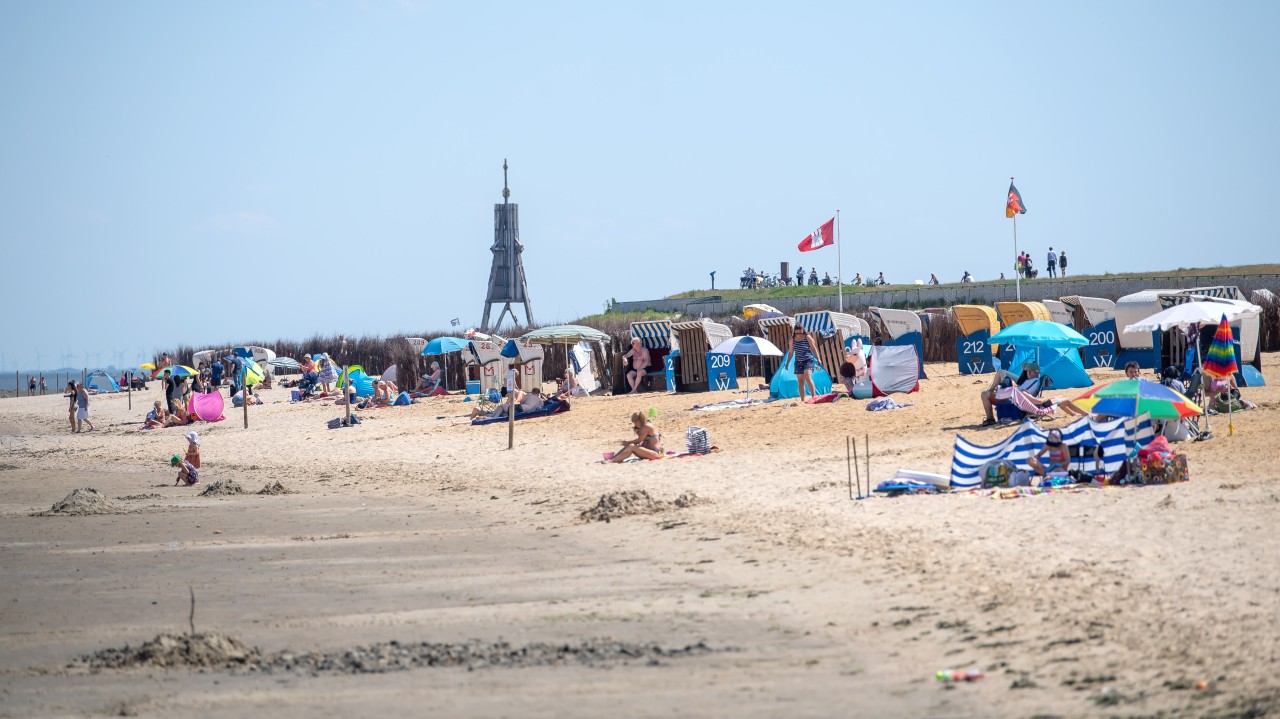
top-left (466, 380), bottom-right (481, 395)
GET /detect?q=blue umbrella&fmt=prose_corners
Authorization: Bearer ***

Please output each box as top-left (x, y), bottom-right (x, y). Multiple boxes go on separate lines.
top-left (423, 336), bottom-right (470, 355)
top-left (500, 339), bottom-right (522, 359)
top-left (989, 320), bottom-right (1088, 348)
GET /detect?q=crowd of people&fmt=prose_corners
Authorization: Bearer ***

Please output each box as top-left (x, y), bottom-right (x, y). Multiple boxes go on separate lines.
top-left (740, 266), bottom-right (890, 289)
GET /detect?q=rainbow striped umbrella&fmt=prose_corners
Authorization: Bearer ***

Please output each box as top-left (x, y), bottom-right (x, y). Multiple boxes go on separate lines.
top-left (1073, 378), bottom-right (1203, 420)
top-left (1202, 314), bottom-right (1238, 380)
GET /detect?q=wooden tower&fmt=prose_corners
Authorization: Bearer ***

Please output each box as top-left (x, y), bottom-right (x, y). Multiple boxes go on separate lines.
top-left (480, 159), bottom-right (534, 332)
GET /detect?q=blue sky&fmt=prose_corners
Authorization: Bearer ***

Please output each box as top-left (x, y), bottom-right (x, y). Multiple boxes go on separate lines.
top-left (1, 1), bottom-right (1276, 371)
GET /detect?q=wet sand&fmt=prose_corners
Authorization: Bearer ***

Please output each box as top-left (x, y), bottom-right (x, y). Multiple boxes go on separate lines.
top-left (1, 357), bottom-right (1277, 717)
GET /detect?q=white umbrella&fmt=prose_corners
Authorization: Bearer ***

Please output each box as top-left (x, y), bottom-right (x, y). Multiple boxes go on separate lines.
top-left (1123, 298), bottom-right (1261, 333)
top-left (710, 336), bottom-right (783, 396)
top-left (1124, 298), bottom-right (1260, 439)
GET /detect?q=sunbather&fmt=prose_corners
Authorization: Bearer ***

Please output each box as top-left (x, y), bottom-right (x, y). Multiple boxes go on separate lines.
top-left (609, 412), bottom-right (663, 462)
top-left (557, 369), bottom-right (580, 399)
top-left (1027, 429), bottom-right (1070, 476)
top-left (418, 362), bottom-right (443, 393)
top-left (622, 339), bottom-right (651, 394)
top-left (470, 387), bottom-right (515, 419)
top-left (144, 401), bottom-right (169, 429)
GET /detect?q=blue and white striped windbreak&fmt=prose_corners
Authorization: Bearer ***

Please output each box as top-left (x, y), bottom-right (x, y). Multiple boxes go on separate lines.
top-left (630, 321), bottom-right (674, 349)
top-left (950, 413), bottom-right (1156, 488)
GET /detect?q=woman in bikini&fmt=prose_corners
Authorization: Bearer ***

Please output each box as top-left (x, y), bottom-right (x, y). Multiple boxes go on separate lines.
top-left (1028, 429), bottom-right (1070, 477)
top-left (609, 412), bottom-right (663, 462)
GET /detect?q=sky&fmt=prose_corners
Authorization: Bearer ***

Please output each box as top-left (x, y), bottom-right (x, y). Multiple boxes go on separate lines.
top-left (1, 1), bottom-right (1277, 372)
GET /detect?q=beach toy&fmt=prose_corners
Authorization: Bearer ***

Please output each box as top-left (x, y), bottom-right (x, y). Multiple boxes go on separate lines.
top-left (648, 407), bottom-right (657, 418)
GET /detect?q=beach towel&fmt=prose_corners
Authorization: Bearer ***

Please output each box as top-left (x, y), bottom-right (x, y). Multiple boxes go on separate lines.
top-left (866, 397), bottom-right (912, 411)
top-left (689, 398), bottom-right (766, 412)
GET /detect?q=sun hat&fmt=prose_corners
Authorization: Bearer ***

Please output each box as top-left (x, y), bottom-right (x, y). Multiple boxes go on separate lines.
top-left (170, 454), bottom-right (181, 466)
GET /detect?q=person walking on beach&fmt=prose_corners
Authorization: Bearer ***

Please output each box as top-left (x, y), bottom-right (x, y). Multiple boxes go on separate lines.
top-left (74, 381), bottom-right (93, 432)
top-left (39, 376), bottom-right (46, 395)
top-left (1046, 247), bottom-right (1058, 278)
top-left (27, 376), bottom-right (36, 396)
top-left (792, 325), bottom-right (820, 403)
top-left (1059, 250), bottom-right (1068, 277)
top-left (65, 381), bottom-right (77, 432)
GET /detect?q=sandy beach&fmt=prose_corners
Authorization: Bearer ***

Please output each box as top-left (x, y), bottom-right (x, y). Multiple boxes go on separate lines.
top-left (1, 358), bottom-right (1277, 718)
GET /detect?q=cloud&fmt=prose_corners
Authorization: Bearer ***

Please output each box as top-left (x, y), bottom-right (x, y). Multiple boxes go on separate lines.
top-left (208, 211), bottom-right (282, 237)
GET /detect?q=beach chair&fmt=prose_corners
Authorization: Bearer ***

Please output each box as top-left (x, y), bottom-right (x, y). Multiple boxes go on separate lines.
top-left (993, 373), bottom-right (1048, 423)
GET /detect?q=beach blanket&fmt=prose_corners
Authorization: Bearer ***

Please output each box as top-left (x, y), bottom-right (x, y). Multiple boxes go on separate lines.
top-left (866, 397), bottom-right (912, 411)
top-left (967, 484), bottom-right (1090, 499)
top-left (689, 398), bottom-right (767, 412)
top-left (872, 478), bottom-right (939, 495)
top-left (470, 399), bottom-right (569, 426)
top-left (598, 449), bottom-right (718, 464)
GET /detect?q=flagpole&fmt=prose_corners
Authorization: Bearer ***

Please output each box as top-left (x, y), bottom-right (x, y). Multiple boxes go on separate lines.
top-left (1012, 176), bottom-right (1021, 302)
top-left (836, 210), bottom-right (843, 312)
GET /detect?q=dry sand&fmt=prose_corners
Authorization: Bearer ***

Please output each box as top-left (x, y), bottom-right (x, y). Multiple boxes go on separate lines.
top-left (0, 358), bottom-right (1277, 718)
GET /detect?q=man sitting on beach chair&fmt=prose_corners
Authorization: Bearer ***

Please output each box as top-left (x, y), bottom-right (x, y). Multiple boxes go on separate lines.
top-left (622, 338), bottom-right (652, 394)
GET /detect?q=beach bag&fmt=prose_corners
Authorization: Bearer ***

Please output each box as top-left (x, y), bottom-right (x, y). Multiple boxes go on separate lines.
top-left (685, 426), bottom-right (710, 455)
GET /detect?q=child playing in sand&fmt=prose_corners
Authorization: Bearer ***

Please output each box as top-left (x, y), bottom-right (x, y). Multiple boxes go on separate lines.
top-left (171, 454), bottom-right (199, 486)
top-left (609, 412), bottom-right (663, 462)
top-left (184, 431), bottom-right (201, 469)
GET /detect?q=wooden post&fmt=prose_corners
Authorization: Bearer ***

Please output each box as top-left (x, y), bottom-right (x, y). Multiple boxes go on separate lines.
top-left (507, 362), bottom-right (516, 450)
top-left (343, 366), bottom-right (351, 427)
top-left (242, 364), bottom-right (249, 429)
top-left (865, 433), bottom-right (871, 490)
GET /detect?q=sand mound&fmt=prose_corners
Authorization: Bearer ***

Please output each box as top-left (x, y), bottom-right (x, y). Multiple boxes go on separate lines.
top-left (257, 481), bottom-right (294, 495)
top-left (39, 488), bottom-right (126, 516)
top-left (79, 632), bottom-right (260, 670)
top-left (580, 490), bottom-right (704, 523)
top-left (77, 635), bottom-right (718, 674)
top-left (198, 479), bottom-right (245, 497)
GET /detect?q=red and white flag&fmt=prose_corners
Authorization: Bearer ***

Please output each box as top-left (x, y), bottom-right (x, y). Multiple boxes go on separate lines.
top-left (797, 217), bottom-right (835, 252)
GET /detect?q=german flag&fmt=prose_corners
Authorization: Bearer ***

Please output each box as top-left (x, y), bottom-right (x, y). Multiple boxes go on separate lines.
top-left (1006, 181), bottom-right (1026, 218)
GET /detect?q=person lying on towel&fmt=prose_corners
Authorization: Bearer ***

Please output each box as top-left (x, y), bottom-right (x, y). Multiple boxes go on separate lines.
top-left (469, 387), bottom-right (545, 419)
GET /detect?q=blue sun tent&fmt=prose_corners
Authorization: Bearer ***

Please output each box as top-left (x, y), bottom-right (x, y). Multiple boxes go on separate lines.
top-left (84, 371), bottom-right (120, 393)
top-left (769, 352), bottom-right (833, 399)
top-left (1007, 345), bottom-right (1092, 389)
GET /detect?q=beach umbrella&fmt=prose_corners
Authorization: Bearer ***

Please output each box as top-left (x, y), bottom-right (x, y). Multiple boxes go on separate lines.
top-left (743, 303), bottom-right (782, 319)
top-left (709, 336), bottom-right (784, 395)
top-left (710, 336), bottom-right (784, 357)
top-left (1072, 378), bottom-right (1203, 420)
top-left (267, 357), bottom-right (301, 371)
top-left (139, 363), bottom-right (156, 371)
top-left (989, 320), bottom-right (1088, 348)
top-left (519, 325), bottom-right (610, 344)
top-left (424, 336), bottom-right (470, 355)
top-left (1202, 314), bottom-right (1240, 435)
top-left (158, 365), bottom-right (197, 378)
